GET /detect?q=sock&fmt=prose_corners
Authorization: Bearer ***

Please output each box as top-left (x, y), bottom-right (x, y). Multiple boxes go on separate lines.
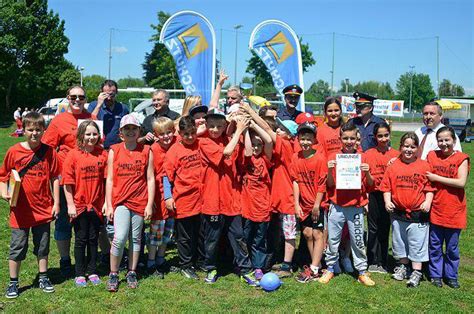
top-left (10, 277), bottom-right (18, 283)
top-left (156, 256), bottom-right (165, 266)
top-left (327, 266), bottom-right (334, 273)
top-left (109, 271), bottom-right (118, 276)
top-left (359, 270), bottom-right (367, 276)
top-left (310, 265), bottom-right (319, 273)
top-left (147, 259), bottom-right (155, 269)
top-left (39, 271), bottom-right (48, 280)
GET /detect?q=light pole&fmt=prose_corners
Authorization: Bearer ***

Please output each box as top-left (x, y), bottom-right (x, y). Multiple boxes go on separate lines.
top-left (345, 77), bottom-right (349, 94)
top-left (80, 67), bottom-right (85, 86)
top-left (409, 65), bottom-right (415, 113)
top-left (233, 24), bottom-right (243, 85)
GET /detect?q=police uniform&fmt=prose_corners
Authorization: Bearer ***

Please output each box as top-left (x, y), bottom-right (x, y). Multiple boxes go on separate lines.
top-left (277, 84), bottom-right (303, 121)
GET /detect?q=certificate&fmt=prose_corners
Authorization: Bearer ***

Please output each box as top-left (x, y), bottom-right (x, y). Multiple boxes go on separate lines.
top-left (336, 154), bottom-right (361, 190)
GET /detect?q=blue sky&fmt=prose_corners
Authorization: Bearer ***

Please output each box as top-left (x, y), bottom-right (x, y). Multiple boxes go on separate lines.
top-left (50, 0), bottom-right (473, 94)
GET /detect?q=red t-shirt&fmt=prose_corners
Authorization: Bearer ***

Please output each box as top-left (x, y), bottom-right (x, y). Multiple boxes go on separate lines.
top-left (163, 140), bottom-right (202, 219)
top-left (379, 158), bottom-right (435, 218)
top-left (290, 151), bottom-right (327, 220)
top-left (42, 111), bottom-right (92, 169)
top-left (217, 137), bottom-right (242, 217)
top-left (151, 141), bottom-right (175, 220)
top-left (326, 151), bottom-right (369, 207)
top-left (62, 147), bottom-right (107, 220)
top-left (365, 147), bottom-right (400, 192)
top-left (110, 143), bottom-right (150, 216)
top-left (317, 123), bottom-right (341, 158)
top-left (271, 136), bottom-right (295, 215)
top-left (241, 154), bottom-right (272, 222)
top-left (0, 143), bottom-right (60, 228)
top-left (427, 151), bottom-right (469, 229)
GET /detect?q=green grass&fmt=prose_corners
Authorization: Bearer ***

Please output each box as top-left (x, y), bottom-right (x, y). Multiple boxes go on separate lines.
top-left (0, 126), bottom-right (473, 312)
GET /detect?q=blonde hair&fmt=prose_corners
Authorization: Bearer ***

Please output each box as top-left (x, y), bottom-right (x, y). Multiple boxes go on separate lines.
top-left (76, 120), bottom-right (100, 149)
top-left (181, 95), bottom-right (202, 116)
top-left (152, 117), bottom-right (175, 134)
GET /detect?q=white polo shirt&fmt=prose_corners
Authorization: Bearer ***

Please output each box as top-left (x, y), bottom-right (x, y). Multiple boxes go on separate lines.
top-left (415, 123), bottom-right (462, 160)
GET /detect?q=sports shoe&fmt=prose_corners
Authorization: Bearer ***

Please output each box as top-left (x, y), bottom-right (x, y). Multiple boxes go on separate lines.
top-left (341, 256), bottom-right (354, 273)
top-left (358, 272), bottom-right (376, 286)
top-left (241, 271), bottom-right (259, 287)
top-left (431, 277), bottom-right (443, 288)
top-left (367, 264), bottom-right (379, 273)
top-left (107, 273), bottom-right (119, 292)
top-left (254, 269), bottom-right (264, 280)
top-left (392, 264), bottom-right (409, 281)
top-left (38, 277), bottom-right (55, 293)
top-left (274, 264), bottom-right (293, 278)
top-left (181, 267), bottom-right (199, 280)
top-left (377, 265), bottom-right (388, 274)
top-left (5, 282), bottom-right (19, 299)
top-left (126, 271), bottom-right (138, 289)
top-left (318, 270), bottom-right (334, 284)
top-left (445, 278), bottom-right (460, 289)
top-left (407, 270), bottom-right (423, 288)
top-left (295, 266), bottom-right (317, 283)
top-left (88, 274), bottom-right (101, 286)
top-left (205, 270), bottom-right (218, 284)
top-left (59, 258), bottom-right (73, 279)
top-left (74, 276), bottom-right (87, 288)
top-left (149, 267), bottom-right (165, 279)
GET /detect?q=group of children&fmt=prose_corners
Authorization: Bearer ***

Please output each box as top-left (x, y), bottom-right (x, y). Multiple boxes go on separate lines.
top-left (0, 96), bottom-right (468, 298)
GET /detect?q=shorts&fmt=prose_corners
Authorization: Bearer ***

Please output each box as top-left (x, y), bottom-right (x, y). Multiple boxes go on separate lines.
top-left (300, 209), bottom-right (324, 230)
top-left (280, 214), bottom-right (296, 240)
top-left (54, 188), bottom-right (72, 241)
top-left (391, 219), bottom-right (429, 262)
top-left (10, 223), bottom-right (51, 261)
top-left (148, 218), bottom-right (175, 247)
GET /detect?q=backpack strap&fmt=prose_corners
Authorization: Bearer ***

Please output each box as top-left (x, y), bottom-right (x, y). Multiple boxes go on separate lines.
top-left (18, 143), bottom-right (50, 178)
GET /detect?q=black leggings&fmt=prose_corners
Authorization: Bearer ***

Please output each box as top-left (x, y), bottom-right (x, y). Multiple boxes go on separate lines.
top-left (73, 211), bottom-right (102, 277)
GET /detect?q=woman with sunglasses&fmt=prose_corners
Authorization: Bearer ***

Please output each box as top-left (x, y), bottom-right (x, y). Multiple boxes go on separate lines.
top-left (42, 85), bottom-right (93, 279)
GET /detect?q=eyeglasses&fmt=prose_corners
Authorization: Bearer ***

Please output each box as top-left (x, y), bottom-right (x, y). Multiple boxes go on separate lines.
top-left (69, 95), bottom-right (86, 101)
top-left (227, 96), bottom-right (239, 100)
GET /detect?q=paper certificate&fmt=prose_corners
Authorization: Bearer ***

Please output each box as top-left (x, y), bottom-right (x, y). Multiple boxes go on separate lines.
top-left (336, 154), bottom-right (361, 190)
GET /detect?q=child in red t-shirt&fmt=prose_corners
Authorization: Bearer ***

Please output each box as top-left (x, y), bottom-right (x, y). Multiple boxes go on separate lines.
top-left (241, 120), bottom-right (273, 280)
top-left (365, 122), bottom-right (399, 273)
top-left (105, 114), bottom-right (155, 292)
top-left (319, 123), bottom-right (375, 286)
top-left (163, 116), bottom-right (202, 280)
top-left (380, 132), bottom-right (435, 288)
top-left (0, 112), bottom-right (60, 298)
top-left (290, 123), bottom-right (327, 283)
top-left (146, 117), bottom-right (176, 278)
top-left (62, 120), bottom-right (107, 287)
top-left (426, 126), bottom-right (469, 289)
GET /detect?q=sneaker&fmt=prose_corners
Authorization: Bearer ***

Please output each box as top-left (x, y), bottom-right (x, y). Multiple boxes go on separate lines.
top-left (181, 267), bottom-right (199, 280)
top-left (274, 264), bottom-right (293, 278)
top-left (318, 270), bottom-right (334, 284)
top-left (367, 264), bottom-right (379, 273)
top-left (169, 265), bottom-right (181, 273)
top-left (106, 273), bottom-right (119, 292)
top-left (445, 278), bottom-right (460, 289)
top-left (407, 270), bottom-right (423, 288)
top-left (254, 269), bottom-right (264, 280)
top-left (205, 270), bottom-right (218, 284)
top-left (377, 265), bottom-right (388, 274)
top-left (5, 282), bottom-right (19, 299)
top-left (431, 277), bottom-right (443, 288)
top-left (38, 277), bottom-right (55, 293)
top-left (392, 264), bottom-right (409, 281)
top-left (295, 266), bottom-right (317, 283)
top-left (241, 271), bottom-right (259, 287)
top-left (149, 267), bottom-right (164, 279)
top-left (126, 271), bottom-right (138, 289)
top-left (59, 258), bottom-right (73, 279)
top-left (358, 272), bottom-right (376, 286)
top-left (74, 276), bottom-right (87, 288)
top-left (341, 256), bottom-right (354, 273)
top-left (88, 274), bottom-right (101, 286)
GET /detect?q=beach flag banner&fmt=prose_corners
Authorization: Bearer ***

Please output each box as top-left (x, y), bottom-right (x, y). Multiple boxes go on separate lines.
top-left (160, 11), bottom-right (216, 106)
top-left (249, 20), bottom-right (305, 111)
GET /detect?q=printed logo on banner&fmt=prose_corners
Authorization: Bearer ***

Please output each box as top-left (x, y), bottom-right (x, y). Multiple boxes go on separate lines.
top-left (177, 23), bottom-right (209, 59)
top-left (264, 31), bottom-right (294, 64)
top-left (392, 102), bottom-right (402, 112)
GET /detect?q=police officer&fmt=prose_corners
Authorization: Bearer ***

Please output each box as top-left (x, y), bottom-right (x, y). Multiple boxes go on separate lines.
top-left (277, 84), bottom-right (303, 121)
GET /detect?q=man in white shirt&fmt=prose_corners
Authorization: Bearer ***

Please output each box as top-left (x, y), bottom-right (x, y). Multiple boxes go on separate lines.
top-left (415, 102), bottom-right (462, 160)
top-left (13, 107), bottom-right (21, 121)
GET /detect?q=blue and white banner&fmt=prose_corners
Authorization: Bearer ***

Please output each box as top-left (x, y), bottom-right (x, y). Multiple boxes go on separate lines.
top-left (249, 20), bottom-right (305, 110)
top-left (160, 11), bottom-right (216, 106)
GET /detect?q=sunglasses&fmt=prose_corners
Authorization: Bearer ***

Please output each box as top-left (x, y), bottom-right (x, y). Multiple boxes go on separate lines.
top-left (69, 95), bottom-right (86, 101)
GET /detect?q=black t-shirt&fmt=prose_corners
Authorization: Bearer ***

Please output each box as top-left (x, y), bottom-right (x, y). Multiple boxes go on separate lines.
top-left (141, 107), bottom-right (180, 144)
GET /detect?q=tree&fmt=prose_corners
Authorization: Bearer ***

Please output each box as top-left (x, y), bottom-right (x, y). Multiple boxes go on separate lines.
top-left (347, 81), bottom-right (394, 99)
top-left (57, 66), bottom-right (81, 92)
top-left (245, 37), bottom-right (316, 91)
top-left (396, 72), bottom-right (436, 111)
top-left (143, 11), bottom-right (182, 89)
top-left (439, 79), bottom-right (465, 97)
top-left (0, 0), bottom-right (74, 113)
top-left (337, 80), bottom-right (354, 94)
top-left (306, 80), bottom-right (331, 102)
top-left (117, 76), bottom-right (146, 88)
top-left (83, 74), bottom-right (107, 91)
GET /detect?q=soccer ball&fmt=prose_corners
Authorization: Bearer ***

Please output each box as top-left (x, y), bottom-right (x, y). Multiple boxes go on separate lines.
top-left (259, 272), bottom-right (282, 292)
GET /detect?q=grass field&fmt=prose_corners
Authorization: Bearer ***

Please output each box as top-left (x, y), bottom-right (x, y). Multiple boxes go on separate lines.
top-left (0, 125), bottom-right (472, 313)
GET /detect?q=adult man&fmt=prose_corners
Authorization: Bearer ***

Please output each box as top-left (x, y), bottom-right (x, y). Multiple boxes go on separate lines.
top-left (209, 70), bottom-right (244, 113)
top-left (89, 80), bottom-right (129, 149)
top-left (139, 89), bottom-right (180, 144)
top-left (277, 84), bottom-right (303, 121)
top-left (415, 101), bottom-right (462, 160)
top-left (349, 92), bottom-right (386, 152)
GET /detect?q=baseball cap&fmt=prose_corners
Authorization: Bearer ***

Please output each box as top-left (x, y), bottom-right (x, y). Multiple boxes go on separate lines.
top-left (295, 112), bottom-right (316, 124)
top-left (189, 104), bottom-right (209, 117)
top-left (120, 114), bottom-right (141, 129)
top-left (277, 118), bottom-right (298, 137)
top-left (297, 122), bottom-right (317, 135)
top-left (206, 108), bottom-right (226, 119)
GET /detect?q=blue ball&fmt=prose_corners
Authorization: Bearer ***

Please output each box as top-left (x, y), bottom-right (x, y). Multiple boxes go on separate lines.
top-left (260, 272), bottom-right (282, 292)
